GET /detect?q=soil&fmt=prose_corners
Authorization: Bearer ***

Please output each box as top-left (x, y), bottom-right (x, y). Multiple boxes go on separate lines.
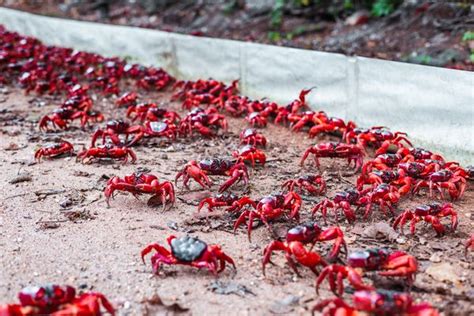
top-left (0, 84), bottom-right (473, 315)
top-left (1, 1), bottom-right (473, 71)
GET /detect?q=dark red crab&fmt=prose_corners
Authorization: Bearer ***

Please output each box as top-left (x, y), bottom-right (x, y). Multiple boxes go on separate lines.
top-left (175, 159), bottom-right (249, 192)
top-left (300, 142), bottom-right (365, 171)
top-left (104, 172), bottom-right (175, 209)
top-left (393, 202), bottom-right (457, 236)
top-left (262, 222), bottom-right (347, 275)
top-left (127, 103), bottom-right (180, 124)
top-left (232, 145), bottom-right (266, 167)
top-left (309, 116), bottom-right (356, 139)
top-left (115, 91), bottom-right (138, 107)
top-left (179, 107), bottom-right (228, 137)
top-left (141, 235), bottom-right (235, 275)
top-left (35, 141), bottom-right (74, 162)
top-left (90, 119), bottom-right (142, 147)
top-left (413, 169), bottom-right (467, 201)
top-left (77, 144), bottom-right (137, 164)
top-left (233, 192), bottom-right (302, 240)
top-left (314, 290), bottom-right (439, 316)
top-left (282, 174), bottom-right (326, 196)
top-left (357, 183), bottom-right (401, 218)
top-left (312, 188), bottom-right (361, 223)
top-left (356, 169), bottom-right (413, 197)
top-left (198, 192), bottom-right (256, 213)
top-left (239, 128), bottom-right (267, 147)
top-left (39, 108), bottom-right (104, 131)
top-left (0, 284), bottom-right (115, 316)
top-left (127, 120), bottom-right (178, 146)
top-left (316, 248), bottom-right (418, 295)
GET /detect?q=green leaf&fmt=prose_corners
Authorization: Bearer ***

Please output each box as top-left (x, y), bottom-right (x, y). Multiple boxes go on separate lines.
top-left (268, 31), bottom-right (282, 42)
top-left (372, 0), bottom-right (396, 17)
top-left (470, 53), bottom-right (474, 63)
top-left (270, 0), bottom-right (285, 28)
top-left (462, 31), bottom-right (474, 42)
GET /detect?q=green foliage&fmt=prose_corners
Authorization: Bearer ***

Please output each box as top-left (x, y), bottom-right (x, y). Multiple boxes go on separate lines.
top-left (371, 0), bottom-right (398, 17)
top-left (270, 0), bottom-right (285, 28)
top-left (462, 31), bottom-right (474, 42)
top-left (470, 53), bottom-right (474, 63)
top-left (268, 31), bottom-right (282, 42)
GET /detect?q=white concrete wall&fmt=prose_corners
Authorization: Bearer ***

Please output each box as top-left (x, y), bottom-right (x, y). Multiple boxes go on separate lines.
top-left (0, 7), bottom-right (472, 164)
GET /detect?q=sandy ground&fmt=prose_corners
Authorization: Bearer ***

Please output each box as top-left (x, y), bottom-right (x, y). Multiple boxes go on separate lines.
top-left (0, 86), bottom-right (473, 315)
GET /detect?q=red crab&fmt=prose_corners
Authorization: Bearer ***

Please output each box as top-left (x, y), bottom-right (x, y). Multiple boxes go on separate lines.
top-left (361, 153), bottom-right (404, 175)
top-left (309, 116), bottom-right (356, 139)
top-left (239, 128), bottom-right (267, 147)
top-left (127, 120), bottom-right (178, 146)
top-left (316, 248), bottom-right (418, 295)
top-left (179, 107), bottom-right (228, 137)
top-left (300, 142), bottom-right (365, 171)
top-left (35, 141), bottom-right (74, 162)
top-left (314, 290), bottom-right (439, 316)
top-left (262, 222), bottom-right (347, 275)
top-left (357, 184), bottom-right (401, 218)
top-left (245, 111), bottom-right (267, 127)
top-left (175, 159), bottom-right (249, 192)
top-left (232, 145), bottom-right (266, 167)
top-left (116, 91), bottom-right (138, 107)
top-left (345, 127), bottom-right (412, 155)
top-left (465, 233), bottom-right (474, 257)
top-left (90, 119), bottom-right (142, 147)
top-left (223, 95), bottom-right (248, 117)
top-left (413, 169), bottom-right (467, 201)
top-left (141, 235), bottom-right (235, 275)
top-left (39, 108), bottom-right (104, 131)
top-left (356, 169), bottom-right (413, 196)
top-left (198, 192), bottom-right (255, 213)
top-left (312, 189), bottom-right (361, 223)
top-left (61, 94), bottom-right (93, 112)
top-left (288, 88), bottom-right (313, 112)
top-left (233, 192), bottom-right (302, 240)
top-left (53, 292), bottom-right (115, 316)
top-left (288, 111), bottom-right (319, 132)
top-left (393, 202), bottom-right (458, 236)
top-left (282, 174), bottom-right (326, 196)
top-left (77, 144), bottom-right (137, 164)
top-left (0, 284), bottom-right (115, 316)
top-left (397, 147), bottom-right (445, 162)
top-left (104, 172), bottom-right (175, 209)
top-left (127, 103), bottom-right (180, 123)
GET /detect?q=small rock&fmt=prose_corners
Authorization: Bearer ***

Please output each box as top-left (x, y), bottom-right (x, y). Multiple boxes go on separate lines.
top-left (161, 154), bottom-right (168, 160)
top-left (9, 172), bottom-right (32, 184)
top-left (59, 197), bottom-right (72, 208)
top-left (429, 253), bottom-right (442, 263)
top-left (167, 221), bottom-right (179, 231)
top-left (426, 262), bottom-right (460, 283)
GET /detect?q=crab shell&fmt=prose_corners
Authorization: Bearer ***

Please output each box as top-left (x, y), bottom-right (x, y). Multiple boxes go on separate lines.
top-left (348, 248), bottom-right (390, 270)
top-left (18, 284), bottom-right (76, 308)
top-left (199, 158), bottom-right (235, 174)
top-left (170, 236), bottom-right (207, 262)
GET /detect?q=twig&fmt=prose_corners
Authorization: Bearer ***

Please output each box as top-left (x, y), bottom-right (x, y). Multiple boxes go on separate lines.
top-left (34, 189), bottom-right (66, 197)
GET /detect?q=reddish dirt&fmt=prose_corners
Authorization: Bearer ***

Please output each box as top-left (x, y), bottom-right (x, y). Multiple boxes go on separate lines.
top-left (1, 1), bottom-right (473, 71)
top-left (0, 85), bottom-right (473, 315)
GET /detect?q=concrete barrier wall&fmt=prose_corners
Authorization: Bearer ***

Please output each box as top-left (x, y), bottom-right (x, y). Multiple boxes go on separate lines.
top-left (0, 7), bottom-right (472, 164)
